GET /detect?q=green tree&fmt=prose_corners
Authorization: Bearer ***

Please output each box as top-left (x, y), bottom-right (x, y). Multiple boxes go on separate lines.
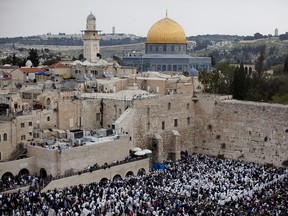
top-left (232, 62), bottom-right (249, 100)
top-left (253, 47), bottom-right (266, 89)
top-left (27, 48), bottom-right (39, 67)
top-left (284, 56), bottom-right (288, 73)
top-left (199, 63), bottom-right (236, 94)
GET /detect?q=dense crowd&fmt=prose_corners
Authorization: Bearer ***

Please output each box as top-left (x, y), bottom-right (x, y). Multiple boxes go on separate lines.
top-left (0, 152), bottom-right (287, 215)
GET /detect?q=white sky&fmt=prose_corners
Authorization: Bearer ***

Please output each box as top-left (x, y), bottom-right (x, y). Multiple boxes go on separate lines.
top-left (0, 0), bottom-right (287, 38)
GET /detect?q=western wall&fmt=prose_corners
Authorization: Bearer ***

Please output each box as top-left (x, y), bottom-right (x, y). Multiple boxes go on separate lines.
top-left (194, 94), bottom-right (288, 167)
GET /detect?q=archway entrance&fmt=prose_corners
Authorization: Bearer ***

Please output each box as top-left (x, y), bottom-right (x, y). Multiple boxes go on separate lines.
top-left (18, 168), bottom-right (30, 177)
top-left (125, 171), bottom-right (134, 178)
top-left (39, 168), bottom-right (47, 178)
top-left (137, 168), bottom-right (146, 176)
top-left (112, 174), bottom-right (122, 182)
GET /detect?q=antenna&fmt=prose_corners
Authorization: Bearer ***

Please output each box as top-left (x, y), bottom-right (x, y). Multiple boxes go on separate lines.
top-left (166, 9), bottom-right (168, 18)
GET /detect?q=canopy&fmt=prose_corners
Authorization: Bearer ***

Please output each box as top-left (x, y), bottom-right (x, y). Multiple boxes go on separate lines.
top-left (134, 150), bottom-right (146, 156)
top-left (142, 149), bottom-right (152, 154)
top-left (131, 147), bottom-right (142, 152)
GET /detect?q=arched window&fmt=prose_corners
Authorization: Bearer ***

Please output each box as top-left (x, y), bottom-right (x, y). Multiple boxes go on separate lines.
top-left (3, 133), bottom-right (7, 141)
top-left (168, 103), bottom-right (171, 110)
top-left (187, 103), bottom-right (190, 109)
top-left (147, 107), bottom-right (150, 115)
top-left (47, 98), bottom-right (51, 105)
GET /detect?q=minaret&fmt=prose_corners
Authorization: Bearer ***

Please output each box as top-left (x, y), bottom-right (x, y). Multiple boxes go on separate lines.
top-left (82, 12), bottom-right (101, 63)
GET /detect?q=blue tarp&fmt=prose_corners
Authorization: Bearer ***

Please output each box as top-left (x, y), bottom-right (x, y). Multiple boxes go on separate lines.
top-left (35, 71), bottom-right (48, 76)
top-left (152, 162), bottom-right (166, 170)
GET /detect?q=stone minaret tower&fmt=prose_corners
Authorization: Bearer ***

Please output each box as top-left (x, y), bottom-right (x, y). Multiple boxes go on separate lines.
top-left (82, 12), bottom-right (100, 63)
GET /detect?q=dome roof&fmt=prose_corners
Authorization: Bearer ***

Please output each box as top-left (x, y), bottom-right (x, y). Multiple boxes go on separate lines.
top-left (146, 17), bottom-right (186, 44)
top-left (26, 60), bottom-right (33, 67)
top-left (87, 12), bottom-right (96, 21)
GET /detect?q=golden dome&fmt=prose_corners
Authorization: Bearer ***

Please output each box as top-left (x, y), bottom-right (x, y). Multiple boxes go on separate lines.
top-left (146, 17), bottom-right (186, 44)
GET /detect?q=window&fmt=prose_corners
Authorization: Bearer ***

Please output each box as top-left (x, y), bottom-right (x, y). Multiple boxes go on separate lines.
top-left (3, 133), bottom-right (7, 141)
top-left (168, 103), bottom-right (171, 110)
top-left (174, 119), bottom-right (178, 127)
top-left (162, 121), bottom-right (165, 130)
top-left (21, 135), bottom-right (26, 141)
top-left (187, 103), bottom-right (190, 109)
top-left (147, 107), bottom-right (150, 115)
top-left (21, 123), bottom-right (25, 128)
top-left (47, 116), bottom-right (50, 121)
top-left (187, 117), bottom-right (191, 125)
top-left (0, 135), bottom-right (1, 142)
top-left (29, 122), bottom-right (32, 126)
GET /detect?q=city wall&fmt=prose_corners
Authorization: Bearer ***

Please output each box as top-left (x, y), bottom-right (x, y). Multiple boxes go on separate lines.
top-left (194, 94), bottom-right (288, 167)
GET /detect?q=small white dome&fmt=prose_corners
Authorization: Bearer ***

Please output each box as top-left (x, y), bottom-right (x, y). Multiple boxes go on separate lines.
top-left (26, 60), bottom-right (33, 67)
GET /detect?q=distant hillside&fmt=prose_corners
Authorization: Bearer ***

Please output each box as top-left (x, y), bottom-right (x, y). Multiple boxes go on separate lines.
top-left (0, 34), bottom-right (146, 47)
top-left (0, 34), bottom-right (245, 47)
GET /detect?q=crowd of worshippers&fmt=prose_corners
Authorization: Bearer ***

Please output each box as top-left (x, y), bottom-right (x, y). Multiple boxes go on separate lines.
top-left (0, 152), bottom-right (287, 216)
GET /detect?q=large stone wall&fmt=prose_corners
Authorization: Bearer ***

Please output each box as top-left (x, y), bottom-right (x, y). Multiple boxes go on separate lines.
top-left (194, 94), bottom-right (288, 167)
top-left (0, 157), bottom-right (36, 177)
top-left (125, 93), bottom-right (196, 161)
top-left (57, 98), bottom-right (101, 130)
top-left (41, 158), bottom-right (149, 192)
top-left (27, 135), bottom-right (133, 176)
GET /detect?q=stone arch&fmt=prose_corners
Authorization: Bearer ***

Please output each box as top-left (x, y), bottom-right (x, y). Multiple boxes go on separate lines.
top-left (3, 133), bottom-right (7, 141)
top-left (99, 177), bottom-right (109, 186)
top-left (39, 168), bottom-right (47, 178)
top-left (47, 98), bottom-right (51, 105)
top-left (173, 65), bottom-right (177, 71)
top-left (137, 168), bottom-right (146, 176)
top-left (1, 172), bottom-right (13, 181)
top-left (282, 160), bottom-right (288, 167)
top-left (18, 168), bottom-right (30, 177)
top-left (125, 171), bottom-right (134, 178)
top-left (112, 174), bottom-right (122, 182)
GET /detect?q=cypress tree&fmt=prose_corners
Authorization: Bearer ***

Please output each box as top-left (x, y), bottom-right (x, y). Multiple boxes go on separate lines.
top-left (284, 56), bottom-right (288, 73)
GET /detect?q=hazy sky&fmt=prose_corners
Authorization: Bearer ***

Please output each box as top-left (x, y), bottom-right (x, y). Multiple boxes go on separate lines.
top-left (0, 0), bottom-right (287, 38)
